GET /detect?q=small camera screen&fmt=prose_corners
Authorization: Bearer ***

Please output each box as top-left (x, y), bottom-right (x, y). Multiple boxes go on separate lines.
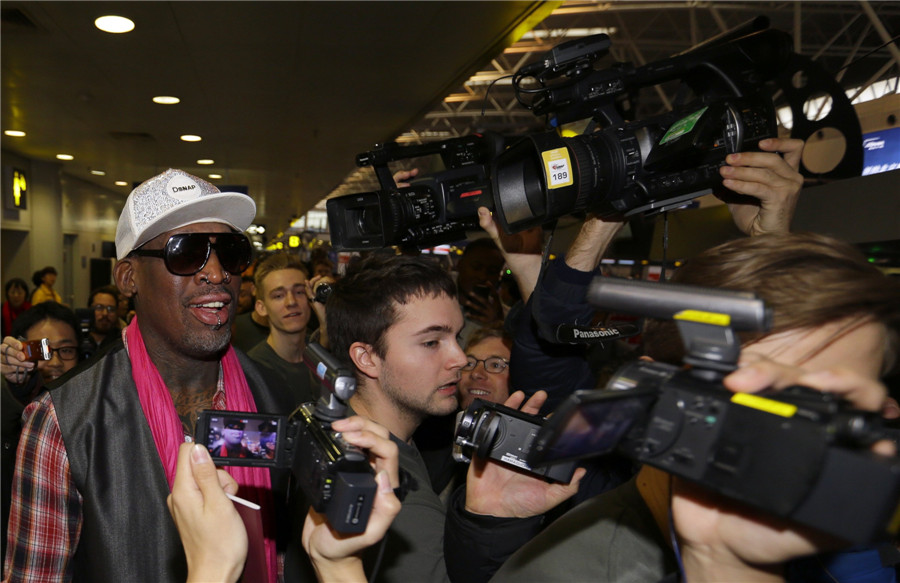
top-left (203, 414), bottom-right (280, 462)
top-left (537, 390), bottom-right (656, 464)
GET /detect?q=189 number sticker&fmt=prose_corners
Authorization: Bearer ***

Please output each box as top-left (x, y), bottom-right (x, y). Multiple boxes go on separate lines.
top-left (541, 148), bottom-right (574, 189)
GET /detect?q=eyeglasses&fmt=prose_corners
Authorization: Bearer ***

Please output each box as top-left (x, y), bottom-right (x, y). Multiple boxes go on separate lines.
top-left (462, 356), bottom-right (509, 374)
top-left (47, 346), bottom-right (78, 361)
top-left (129, 232), bottom-right (251, 277)
top-left (92, 304), bottom-right (117, 314)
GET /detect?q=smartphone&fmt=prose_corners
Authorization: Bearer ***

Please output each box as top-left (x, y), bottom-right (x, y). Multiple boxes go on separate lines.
top-left (195, 410), bottom-right (289, 468)
top-left (527, 387), bottom-right (658, 467)
top-left (21, 338), bottom-right (52, 362)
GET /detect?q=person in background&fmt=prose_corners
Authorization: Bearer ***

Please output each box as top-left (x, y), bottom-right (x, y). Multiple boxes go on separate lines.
top-left (247, 252), bottom-right (332, 408)
top-left (30, 266), bottom-right (63, 306)
top-left (236, 275), bottom-right (256, 315)
top-left (81, 285), bottom-right (122, 359)
top-left (455, 239), bottom-right (505, 347)
top-left (232, 277), bottom-right (270, 353)
top-left (1, 279), bottom-right (30, 339)
top-left (457, 324), bottom-right (512, 410)
top-left (1, 301), bottom-right (81, 565)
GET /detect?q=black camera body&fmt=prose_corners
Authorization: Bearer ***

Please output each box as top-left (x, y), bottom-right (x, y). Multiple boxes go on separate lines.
top-left (493, 25), bottom-right (791, 232)
top-left (196, 343), bottom-right (376, 534)
top-left (327, 134), bottom-right (502, 250)
top-left (528, 278), bottom-right (900, 545)
top-left (453, 399), bottom-right (577, 484)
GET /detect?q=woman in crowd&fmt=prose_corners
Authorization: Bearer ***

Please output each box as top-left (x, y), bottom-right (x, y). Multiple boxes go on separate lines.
top-left (30, 266), bottom-right (63, 305)
top-left (1, 278), bottom-right (30, 338)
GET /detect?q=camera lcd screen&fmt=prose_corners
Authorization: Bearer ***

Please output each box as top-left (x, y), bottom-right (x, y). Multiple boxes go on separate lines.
top-left (197, 410), bottom-right (285, 467)
top-left (529, 388), bottom-right (657, 466)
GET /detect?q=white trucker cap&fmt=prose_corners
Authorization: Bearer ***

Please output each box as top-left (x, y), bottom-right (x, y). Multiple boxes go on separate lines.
top-left (115, 168), bottom-right (256, 260)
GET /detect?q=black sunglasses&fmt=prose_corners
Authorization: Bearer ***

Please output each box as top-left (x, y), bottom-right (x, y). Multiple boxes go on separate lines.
top-left (129, 232), bottom-right (252, 276)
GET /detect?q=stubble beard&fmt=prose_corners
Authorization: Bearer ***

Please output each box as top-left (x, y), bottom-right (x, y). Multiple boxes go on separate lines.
top-left (380, 367), bottom-right (459, 426)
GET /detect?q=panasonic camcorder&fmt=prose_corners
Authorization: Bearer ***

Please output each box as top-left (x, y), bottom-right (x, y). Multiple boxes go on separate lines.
top-left (526, 278), bottom-right (900, 545)
top-left (196, 343), bottom-right (376, 534)
top-left (327, 19), bottom-right (793, 250)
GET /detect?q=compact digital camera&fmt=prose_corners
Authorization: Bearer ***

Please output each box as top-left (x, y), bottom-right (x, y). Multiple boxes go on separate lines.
top-left (196, 343), bottom-right (376, 534)
top-left (527, 277), bottom-right (900, 545)
top-left (453, 398), bottom-right (577, 484)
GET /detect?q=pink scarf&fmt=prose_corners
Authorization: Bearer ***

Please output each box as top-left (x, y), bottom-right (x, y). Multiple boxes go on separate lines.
top-left (126, 318), bottom-right (277, 582)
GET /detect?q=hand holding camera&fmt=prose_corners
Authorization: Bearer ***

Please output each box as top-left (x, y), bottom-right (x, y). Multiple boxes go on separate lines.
top-left (672, 358), bottom-right (895, 581)
top-left (1, 336), bottom-right (38, 384)
top-left (302, 415), bottom-right (402, 575)
top-left (463, 390), bottom-right (586, 519)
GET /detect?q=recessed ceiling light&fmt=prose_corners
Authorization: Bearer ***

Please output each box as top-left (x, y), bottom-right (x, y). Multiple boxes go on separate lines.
top-left (196, 159), bottom-right (214, 165)
top-left (56, 154), bottom-right (74, 161)
top-left (181, 134), bottom-right (202, 142)
top-left (4, 130), bottom-right (26, 137)
top-left (95, 15), bottom-right (135, 34)
top-left (153, 96), bottom-right (180, 105)
top-left (90, 170), bottom-right (106, 176)
top-left (208, 174), bottom-right (222, 179)
top-left (115, 181), bottom-right (128, 186)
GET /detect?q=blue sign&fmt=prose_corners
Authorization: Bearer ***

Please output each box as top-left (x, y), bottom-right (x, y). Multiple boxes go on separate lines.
top-left (862, 127), bottom-right (900, 175)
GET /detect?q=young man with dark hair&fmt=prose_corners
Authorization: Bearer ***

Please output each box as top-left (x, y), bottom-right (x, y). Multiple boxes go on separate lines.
top-left (320, 252), bottom-right (468, 582)
top-left (82, 285), bottom-right (121, 358)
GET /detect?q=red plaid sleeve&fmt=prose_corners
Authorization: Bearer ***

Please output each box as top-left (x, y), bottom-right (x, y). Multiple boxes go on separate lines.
top-left (3, 393), bottom-right (82, 583)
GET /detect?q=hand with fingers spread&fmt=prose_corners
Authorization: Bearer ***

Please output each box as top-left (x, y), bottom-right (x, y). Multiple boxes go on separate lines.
top-left (464, 390), bottom-right (586, 518)
top-left (302, 415), bottom-right (403, 582)
top-left (716, 137), bottom-right (805, 236)
top-left (168, 442), bottom-right (247, 583)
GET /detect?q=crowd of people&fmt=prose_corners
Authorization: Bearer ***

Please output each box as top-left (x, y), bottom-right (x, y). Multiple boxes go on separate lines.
top-left (0, 134), bottom-right (898, 583)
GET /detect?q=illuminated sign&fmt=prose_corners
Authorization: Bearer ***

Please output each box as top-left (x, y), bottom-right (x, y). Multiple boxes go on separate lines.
top-left (4, 167), bottom-right (27, 210)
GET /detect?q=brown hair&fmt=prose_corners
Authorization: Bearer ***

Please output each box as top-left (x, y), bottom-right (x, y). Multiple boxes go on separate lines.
top-left (643, 232), bottom-right (900, 374)
top-left (465, 323), bottom-right (513, 353)
top-left (253, 253), bottom-right (309, 296)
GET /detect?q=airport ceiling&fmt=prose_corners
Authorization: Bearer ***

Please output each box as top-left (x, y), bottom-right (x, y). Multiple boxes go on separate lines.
top-left (2, 1), bottom-right (898, 237)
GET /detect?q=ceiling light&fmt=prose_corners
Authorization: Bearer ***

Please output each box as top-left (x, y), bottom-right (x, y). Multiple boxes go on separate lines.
top-left (181, 134), bottom-right (202, 142)
top-left (95, 16), bottom-right (135, 34)
top-left (91, 170), bottom-right (106, 176)
top-left (56, 154), bottom-right (74, 161)
top-left (208, 174), bottom-right (222, 179)
top-left (4, 130), bottom-right (26, 137)
top-left (197, 159), bottom-right (214, 165)
top-left (153, 96), bottom-right (180, 105)
top-left (115, 181), bottom-right (128, 186)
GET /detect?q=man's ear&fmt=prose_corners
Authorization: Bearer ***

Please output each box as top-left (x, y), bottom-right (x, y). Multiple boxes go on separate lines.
top-left (114, 259), bottom-right (137, 298)
top-left (349, 341), bottom-right (380, 380)
top-left (255, 298), bottom-right (268, 318)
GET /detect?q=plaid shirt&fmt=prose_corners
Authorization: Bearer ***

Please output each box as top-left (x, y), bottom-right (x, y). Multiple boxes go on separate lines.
top-left (3, 381), bottom-right (226, 582)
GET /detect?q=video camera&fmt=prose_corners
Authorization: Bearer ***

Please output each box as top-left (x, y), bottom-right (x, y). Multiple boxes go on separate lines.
top-left (453, 399), bottom-right (578, 484)
top-left (525, 278), bottom-right (900, 545)
top-left (196, 342), bottom-right (376, 534)
top-left (327, 19), bottom-right (794, 250)
top-left (326, 133), bottom-right (504, 250)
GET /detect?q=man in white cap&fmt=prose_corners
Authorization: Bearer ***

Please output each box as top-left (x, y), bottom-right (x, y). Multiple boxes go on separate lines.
top-left (3, 169), bottom-right (293, 582)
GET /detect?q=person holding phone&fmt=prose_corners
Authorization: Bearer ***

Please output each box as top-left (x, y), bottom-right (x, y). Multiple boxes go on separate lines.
top-left (1, 301), bottom-right (81, 563)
